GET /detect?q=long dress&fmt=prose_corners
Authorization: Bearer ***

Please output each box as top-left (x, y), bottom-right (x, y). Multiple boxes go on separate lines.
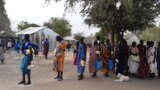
top-left (44, 41), bottom-right (49, 58)
top-left (117, 44), bottom-right (128, 74)
top-left (128, 47), bottom-right (139, 74)
top-left (21, 49), bottom-right (33, 74)
top-left (101, 45), bottom-right (110, 75)
top-left (57, 41), bottom-right (67, 72)
top-left (147, 46), bottom-right (156, 73)
top-left (77, 43), bottom-right (87, 74)
top-left (88, 46), bottom-right (97, 73)
top-left (137, 44), bottom-right (149, 78)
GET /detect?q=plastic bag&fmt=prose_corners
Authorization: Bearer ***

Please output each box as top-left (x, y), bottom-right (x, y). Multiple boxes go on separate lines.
top-left (96, 59), bottom-right (102, 71)
top-left (109, 59), bottom-right (113, 70)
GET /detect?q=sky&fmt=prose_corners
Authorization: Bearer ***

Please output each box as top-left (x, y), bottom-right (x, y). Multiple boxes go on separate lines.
top-left (5, 0), bottom-right (100, 36)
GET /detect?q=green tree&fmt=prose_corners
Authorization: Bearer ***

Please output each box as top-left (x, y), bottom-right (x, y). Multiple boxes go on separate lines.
top-left (74, 32), bottom-right (85, 40)
top-left (17, 21), bottom-right (40, 31)
top-left (0, 0), bottom-right (12, 36)
top-left (43, 17), bottom-right (71, 37)
top-left (95, 27), bottom-right (110, 41)
top-left (140, 27), bottom-right (160, 42)
top-left (49, 0), bottom-right (160, 57)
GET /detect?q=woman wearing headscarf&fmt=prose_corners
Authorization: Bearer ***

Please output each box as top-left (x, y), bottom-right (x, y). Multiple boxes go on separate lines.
top-left (54, 36), bottom-right (68, 81)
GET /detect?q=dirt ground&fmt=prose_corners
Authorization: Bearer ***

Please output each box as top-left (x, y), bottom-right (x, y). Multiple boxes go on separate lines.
top-left (0, 51), bottom-right (160, 90)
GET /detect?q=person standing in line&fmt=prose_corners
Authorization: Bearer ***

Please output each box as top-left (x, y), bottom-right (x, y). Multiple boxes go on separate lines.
top-left (73, 41), bottom-right (79, 65)
top-left (18, 38), bottom-right (33, 85)
top-left (116, 39), bottom-right (129, 75)
top-left (54, 36), bottom-right (68, 81)
top-left (137, 40), bottom-right (148, 79)
top-left (100, 41), bottom-right (111, 77)
top-left (0, 43), bottom-right (5, 64)
top-left (156, 42), bottom-right (160, 79)
top-left (77, 38), bottom-right (87, 80)
top-left (88, 41), bottom-right (98, 78)
top-left (146, 41), bottom-right (156, 79)
top-left (128, 42), bottom-right (139, 77)
top-left (43, 38), bottom-right (49, 59)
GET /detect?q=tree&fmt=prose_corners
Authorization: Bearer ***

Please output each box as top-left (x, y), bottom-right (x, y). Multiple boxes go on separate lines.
top-left (74, 32), bottom-right (85, 40)
top-left (95, 27), bottom-right (110, 41)
top-left (43, 17), bottom-right (71, 37)
top-left (139, 27), bottom-right (160, 42)
top-left (48, 0), bottom-right (160, 57)
top-left (17, 21), bottom-right (40, 31)
top-left (0, 0), bottom-right (12, 36)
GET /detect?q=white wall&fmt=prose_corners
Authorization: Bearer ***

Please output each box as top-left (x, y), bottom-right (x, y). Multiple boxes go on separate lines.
top-left (17, 27), bottom-right (58, 51)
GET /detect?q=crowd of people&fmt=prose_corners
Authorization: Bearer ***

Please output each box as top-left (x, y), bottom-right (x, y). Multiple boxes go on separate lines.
top-left (72, 37), bottom-right (160, 81)
top-left (1, 35), bottom-right (160, 85)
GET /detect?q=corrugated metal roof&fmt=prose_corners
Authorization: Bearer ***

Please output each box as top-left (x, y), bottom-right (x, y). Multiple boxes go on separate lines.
top-left (16, 27), bottom-right (46, 35)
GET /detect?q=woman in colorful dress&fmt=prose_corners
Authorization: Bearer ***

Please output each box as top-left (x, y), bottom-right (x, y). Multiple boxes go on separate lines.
top-left (89, 41), bottom-right (98, 78)
top-left (137, 40), bottom-right (148, 79)
top-left (54, 36), bottom-right (68, 81)
top-left (18, 39), bottom-right (33, 85)
top-left (100, 41), bottom-right (111, 77)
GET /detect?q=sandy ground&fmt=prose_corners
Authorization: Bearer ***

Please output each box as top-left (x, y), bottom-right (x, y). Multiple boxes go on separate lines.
top-left (0, 51), bottom-right (160, 90)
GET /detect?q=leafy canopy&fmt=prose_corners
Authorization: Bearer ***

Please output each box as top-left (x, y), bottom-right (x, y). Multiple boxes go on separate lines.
top-left (17, 21), bottom-right (40, 31)
top-left (43, 17), bottom-right (71, 37)
top-left (140, 27), bottom-right (160, 42)
top-left (48, 0), bottom-right (160, 34)
top-left (0, 0), bottom-right (11, 36)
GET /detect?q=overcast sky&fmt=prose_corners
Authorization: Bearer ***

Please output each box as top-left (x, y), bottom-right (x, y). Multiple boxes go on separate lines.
top-left (5, 0), bottom-right (100, 36)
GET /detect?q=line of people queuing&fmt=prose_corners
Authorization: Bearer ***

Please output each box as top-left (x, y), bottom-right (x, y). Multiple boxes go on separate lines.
top-left (53, 36), bottom-right (160, 81)
top-left (72, 38), bottom-right (160, 80)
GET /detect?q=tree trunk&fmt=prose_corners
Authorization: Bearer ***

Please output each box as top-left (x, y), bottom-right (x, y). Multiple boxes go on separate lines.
top-left (111, 29), bottom-right (115, 57)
